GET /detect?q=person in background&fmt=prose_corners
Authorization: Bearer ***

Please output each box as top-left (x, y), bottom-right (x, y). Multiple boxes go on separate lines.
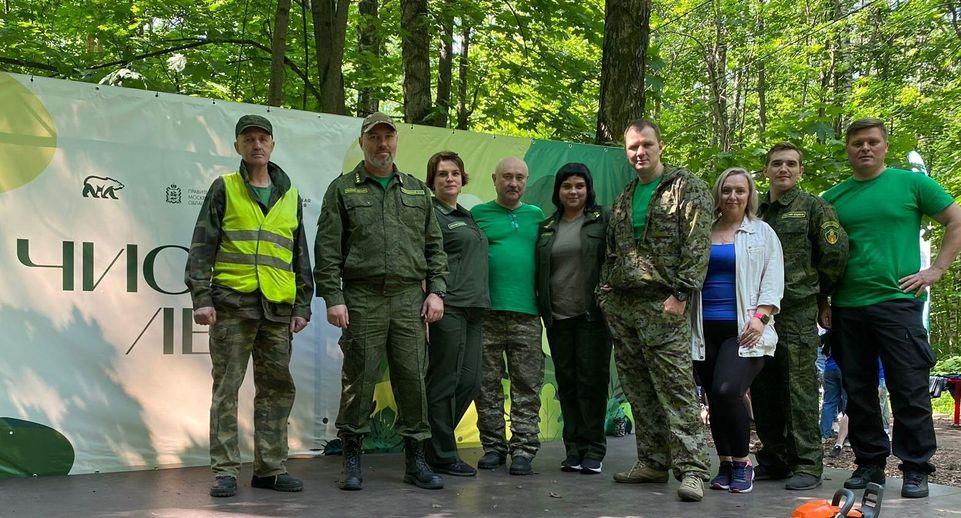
top-left (690, 167), bottom-right (784, 495)
top-left (535, 163), bottom-right (611, 474)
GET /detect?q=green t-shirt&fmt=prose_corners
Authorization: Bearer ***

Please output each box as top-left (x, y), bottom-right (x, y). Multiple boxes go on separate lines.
top-left (471, 201), bottom-right (545, 315)
top-left (822, 167), bottom-right (955, 307)
top-left (372, 174), bottom-right (393, 191)
top-left (632, 176), bottom-right (661, 240)
top-left (250, 185), bottom-right (273, 206)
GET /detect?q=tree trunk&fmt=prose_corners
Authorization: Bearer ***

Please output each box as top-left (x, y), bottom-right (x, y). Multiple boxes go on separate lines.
top-left (595, 0), bottom-right (651, 145)
top-left (756, 0), bottom-right (767, 140)
top-left (300, 0), bottom-right (309, 110)
top-left (704, 0), bottom-right (729, 151)
top-left (456, 24), bottom-right (472, 130)
top-left (401, 0), bottom-right (432, 124)
top-left (435, 5), bottom-right (455, 128)
top-left (268, 0), bottom-right (292, 107)
top-left (356, 0), bottom-right (380, 116)
top-left (311, 0), bottom-right (350, 115)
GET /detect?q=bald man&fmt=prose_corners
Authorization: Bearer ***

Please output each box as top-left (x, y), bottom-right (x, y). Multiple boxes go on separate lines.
top-left (470, 157), bottom-right (546, 475)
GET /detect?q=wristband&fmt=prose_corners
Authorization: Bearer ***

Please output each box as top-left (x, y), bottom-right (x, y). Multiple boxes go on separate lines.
top-left (753, 312), bottom-right (771, 325)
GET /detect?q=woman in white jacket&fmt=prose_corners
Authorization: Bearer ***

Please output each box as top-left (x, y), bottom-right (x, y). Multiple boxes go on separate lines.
top-left (690, 167), bottom-right (784, 494)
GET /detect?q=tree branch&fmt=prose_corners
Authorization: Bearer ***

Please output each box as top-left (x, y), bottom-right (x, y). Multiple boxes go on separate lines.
top-left (0, 56), bottom-right (58, 73)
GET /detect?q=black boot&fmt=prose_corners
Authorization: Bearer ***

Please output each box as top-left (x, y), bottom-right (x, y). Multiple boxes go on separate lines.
top-left (339, 437), bottom-right (363, 491)
top-left (404, 439), bottom-right (444, 489)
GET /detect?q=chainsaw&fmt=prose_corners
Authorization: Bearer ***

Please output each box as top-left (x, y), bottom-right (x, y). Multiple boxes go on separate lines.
top-left (790, 483), bottom-right (883, 518)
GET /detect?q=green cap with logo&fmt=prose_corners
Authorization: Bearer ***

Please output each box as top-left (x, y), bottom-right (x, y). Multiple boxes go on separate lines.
top-left (235, 114), bottom-right (273, 137)
top-left (360, 112), bottom-right (397, 135)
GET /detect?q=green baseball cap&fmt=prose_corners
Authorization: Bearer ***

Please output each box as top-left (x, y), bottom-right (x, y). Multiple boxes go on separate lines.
top-left (361, 112), bottom-right (397, 135)
top-left (235, 114), bottom-right (273, 137)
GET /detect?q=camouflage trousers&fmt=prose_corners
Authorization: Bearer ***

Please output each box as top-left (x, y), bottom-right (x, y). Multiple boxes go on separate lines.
top-left (209, 310), bottom-right (295, 478)
top-left (335, 282), bottom-right (430, 441)
top-left (751, 302), bottom-right (823, 476)
top-left (603, 290), bottom-right (710, 480)
top-left (476, 310), bottom-right (544, 459)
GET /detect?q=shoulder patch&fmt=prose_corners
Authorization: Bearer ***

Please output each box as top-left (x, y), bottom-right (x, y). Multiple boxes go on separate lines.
top-left (821, 220), bottom-right (840, 230)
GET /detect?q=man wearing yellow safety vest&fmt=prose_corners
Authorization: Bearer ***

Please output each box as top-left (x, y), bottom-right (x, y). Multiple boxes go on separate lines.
top-left (185, 115), bottom-right (314, 498)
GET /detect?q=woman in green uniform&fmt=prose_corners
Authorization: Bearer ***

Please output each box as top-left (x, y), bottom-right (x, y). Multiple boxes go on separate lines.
top-left (423, 151), bottom-right (490, 476)
top-left (535, 163), bottom-right (611, 474)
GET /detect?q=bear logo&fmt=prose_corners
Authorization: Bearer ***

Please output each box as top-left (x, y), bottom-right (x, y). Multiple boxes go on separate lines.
top-left (82, 175), bottom-right (125, 199)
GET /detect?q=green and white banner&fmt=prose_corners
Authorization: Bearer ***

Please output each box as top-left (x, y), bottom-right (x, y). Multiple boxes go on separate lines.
top-left (0, 72), bottom-right (634, 476)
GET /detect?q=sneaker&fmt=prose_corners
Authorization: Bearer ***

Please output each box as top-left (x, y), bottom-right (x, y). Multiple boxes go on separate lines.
top-left (430, 460), bottom-right (477, 477)
top-left (785, 472), bottom-right (822, 490)
top-left (677, 473), bottom-right (704, 502)
top-left (843, 465), bottom-right (886, 490)
top-left (477, 451), bottom-right (506, 469)
top-left (829, 445), bottom-right (842, 458)
top-left (560, 454), bottom-right (582, 472)
top-left (901, 471), bottom-right (929, 498)
top-left (613, 461), bottom-right (669, 483)
top-left (251, 473), bottom-right (303, 492)
top-left (729, 461), bottom-right (754, 493)
top-left (710, 461), bottom-right (732, 490)
top-left (753, 464), bottom-right (792, 480)
top-left (580, 458), bottom-right (602, 474)
top-left (209, 475), bottom-right (237, 497)
top-left (509, 456), bottom-right (533, 475)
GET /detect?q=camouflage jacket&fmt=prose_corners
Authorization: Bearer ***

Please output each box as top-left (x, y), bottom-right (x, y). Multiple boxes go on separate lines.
top-left (184, 160), bottom-right (314, 323)
top-left (313, 161), bottom-right (448, 307)
top-left (758, 186), bottom-right (849, 306)
top-left (601, 165), bottom-right (713, 295)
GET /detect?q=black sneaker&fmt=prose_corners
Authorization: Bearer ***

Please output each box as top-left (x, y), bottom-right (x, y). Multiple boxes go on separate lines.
top-left (785, 472), bottom-right (822, 490)
top-left (509, 456), bottom-right (533, 475)
top-left (843, 465), bottom-right (885, 490)
top-left (901, 471), bottom-right (929, 498)
top-left (431, 460), bottom-right (477, 477)
top-left (560, 455), bottom-right (582, 472)
top-left (210, 475), bottom-right (237, 497)
top-left (753, 464), bottom-right (792, 481)
top-left (580, 458), bottom-right (602, 474)
top-left (477, 451), bottom-right (506, 469)
top-left (251, 473), bottom-right (304, 492)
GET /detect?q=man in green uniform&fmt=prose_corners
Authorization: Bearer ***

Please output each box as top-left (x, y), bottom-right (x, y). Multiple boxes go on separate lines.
top-left (752, 141), bottom-right (849, 490)
top-left (471, 157), bottom-right (545, 476)
top-left (314, 112), bottom-right (448, 491)
top-left (185, 115), bottom-right (313, 498)
top-left (599, 119), bottom-right (712, 502)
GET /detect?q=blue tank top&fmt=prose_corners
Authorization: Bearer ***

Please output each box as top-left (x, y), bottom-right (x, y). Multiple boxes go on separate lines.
top-left (702, 243), bottom-right (737, 321)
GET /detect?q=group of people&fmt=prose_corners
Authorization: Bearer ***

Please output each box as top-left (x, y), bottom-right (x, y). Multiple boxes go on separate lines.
top-left (185, 112), bottom-right (961, 504)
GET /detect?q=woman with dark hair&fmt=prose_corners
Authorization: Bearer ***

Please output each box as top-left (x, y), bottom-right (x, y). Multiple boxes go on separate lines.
top-left (422, 151), bottom-right (490, 476)
top-left (690, 167), bottom-right (784, 494)
top-left (534, 163), bottom-right (611, 474)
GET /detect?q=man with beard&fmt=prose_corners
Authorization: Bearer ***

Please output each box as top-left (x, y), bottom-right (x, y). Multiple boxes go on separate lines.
top-left (314, 112), bottom-right (448, 491)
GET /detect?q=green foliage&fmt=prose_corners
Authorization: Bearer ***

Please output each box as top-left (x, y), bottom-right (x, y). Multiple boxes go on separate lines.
top-left (362, 407), bottom-right (404, 453)
top-left (933, 355), bottom-right (961, 376)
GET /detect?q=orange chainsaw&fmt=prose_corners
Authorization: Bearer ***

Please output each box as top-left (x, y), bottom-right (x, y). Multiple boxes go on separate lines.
top-left (791, 483), bottom-right (883, 518)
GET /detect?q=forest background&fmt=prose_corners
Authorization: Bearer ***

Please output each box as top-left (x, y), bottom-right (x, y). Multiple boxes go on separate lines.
top-left (2, 0), bottom-right (961, 364)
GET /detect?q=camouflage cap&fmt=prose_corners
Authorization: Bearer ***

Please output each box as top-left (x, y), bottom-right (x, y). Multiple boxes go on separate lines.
top-left (235, 114), bottom-right (273, 137)
top-left (360, 112), bottom-right (397, 135)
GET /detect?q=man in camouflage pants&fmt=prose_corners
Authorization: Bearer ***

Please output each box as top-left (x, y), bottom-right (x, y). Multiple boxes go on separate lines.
top-left (752, 142), bottom-right (849, 489)
top-left (599, 119), bottom-right (712, 502)
top-left (185, 115), bottom-right (313, 498)
top-left (471, 157), bottom-right (546, 476)
top-left (314, 112), bottom-right (448, 491)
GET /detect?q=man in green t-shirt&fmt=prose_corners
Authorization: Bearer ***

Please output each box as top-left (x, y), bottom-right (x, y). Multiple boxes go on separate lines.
top-left (471, 157), bottom-right (545, 476)
top-left (599, 119), bottom-right (712, 502)
top-left (822, 117), bottom-right (961, 499)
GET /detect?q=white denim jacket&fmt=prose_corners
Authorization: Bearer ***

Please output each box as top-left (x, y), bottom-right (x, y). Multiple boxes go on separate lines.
top-left (690, 216), bottom-right (784, 360)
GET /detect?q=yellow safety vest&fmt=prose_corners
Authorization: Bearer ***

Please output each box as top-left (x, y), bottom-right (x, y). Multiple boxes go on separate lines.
top-left (213, 172), bottom-right (299, 304)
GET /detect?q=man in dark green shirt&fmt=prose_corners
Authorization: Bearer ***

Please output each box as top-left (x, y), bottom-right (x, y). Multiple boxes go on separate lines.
top-left (314, 112), bottom-right (448, 491)
top-left (752, 142), bottom-right (849, 490)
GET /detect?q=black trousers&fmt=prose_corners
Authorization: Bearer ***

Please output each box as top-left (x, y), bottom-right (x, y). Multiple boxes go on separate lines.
top-left (832, 298), bottom-right (937, 474)
top-left (546, 315), bottom-right (612, 461)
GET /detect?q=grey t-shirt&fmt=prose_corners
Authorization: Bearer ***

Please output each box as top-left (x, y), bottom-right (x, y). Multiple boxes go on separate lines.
top-left (550, 215), bottom-right (586, 319)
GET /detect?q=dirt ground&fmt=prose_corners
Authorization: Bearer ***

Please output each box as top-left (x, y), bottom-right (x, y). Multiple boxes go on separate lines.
top-left (819, 415), bottom-right (961, 487)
